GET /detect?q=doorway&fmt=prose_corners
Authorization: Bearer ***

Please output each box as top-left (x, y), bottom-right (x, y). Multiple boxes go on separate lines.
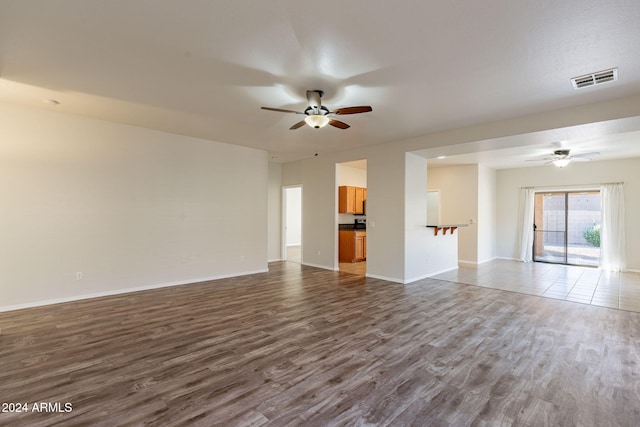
top-left (533, 191), bottom-right (601, 266)
top-left (336, 160), bottom-right (367, 276)
top-left (283, 186), bottom-right (302, 263)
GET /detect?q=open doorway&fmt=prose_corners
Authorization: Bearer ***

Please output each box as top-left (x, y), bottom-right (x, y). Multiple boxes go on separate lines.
top-left (336, 160), bottom-right (367, 276)
top-left (533, 191), bottom-right (601, 267)
top-left (283, 186), bottom-right (302, 263)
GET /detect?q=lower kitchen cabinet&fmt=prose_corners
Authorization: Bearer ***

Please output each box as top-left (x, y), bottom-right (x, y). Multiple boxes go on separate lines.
top-left (339, 230), bottom-right (366, 262)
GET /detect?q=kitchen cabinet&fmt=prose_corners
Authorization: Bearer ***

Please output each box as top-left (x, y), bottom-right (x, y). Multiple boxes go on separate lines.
top-left (338, 186), bottom-right (367, 214)
top-left (339, 230), bottom-right (366, 262)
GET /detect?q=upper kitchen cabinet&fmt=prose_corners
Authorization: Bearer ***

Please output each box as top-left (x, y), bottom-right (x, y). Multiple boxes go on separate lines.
top-left (339, 186), bottom-right (367, 214)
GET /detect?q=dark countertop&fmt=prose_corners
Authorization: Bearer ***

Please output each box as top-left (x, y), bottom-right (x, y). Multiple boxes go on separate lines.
top-left (339, 224), bottom-right (366, 231)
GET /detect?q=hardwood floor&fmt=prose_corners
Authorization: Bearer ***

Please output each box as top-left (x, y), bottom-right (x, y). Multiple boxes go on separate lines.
top-left (1, 261), bottom-right (640, 426)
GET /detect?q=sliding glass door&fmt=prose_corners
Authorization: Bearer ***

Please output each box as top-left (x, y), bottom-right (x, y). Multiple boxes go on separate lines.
top-left (533, 191), bottom-right (601, 267)
top-left (534, 193), bottom-right (566, 263)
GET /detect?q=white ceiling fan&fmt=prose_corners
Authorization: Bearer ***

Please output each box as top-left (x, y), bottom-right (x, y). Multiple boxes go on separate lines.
top-left (261, 90), bottom-right (372, 130)
top-left (527, 149), bottom-right (600, 168)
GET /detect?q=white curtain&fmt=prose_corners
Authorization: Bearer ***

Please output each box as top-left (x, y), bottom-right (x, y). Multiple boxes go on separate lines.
top-left (518, 188), bottom-right (535, 262)
top-left (600, 183), bottom-right (626, 271)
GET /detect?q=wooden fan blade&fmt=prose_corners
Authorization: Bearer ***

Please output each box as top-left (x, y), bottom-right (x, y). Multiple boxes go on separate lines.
top-left (289, 120), bottom-right (306, 130)
top-left (328, 119), bottom-right (350, 129)
top-left (261, 107), bottom-right (304, 114)
top-left (330, 106), bottom-right (372, 115)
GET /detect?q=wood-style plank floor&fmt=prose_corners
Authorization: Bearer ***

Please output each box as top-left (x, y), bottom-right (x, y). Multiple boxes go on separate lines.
top-left (1, 261), bottom-right (640, 426)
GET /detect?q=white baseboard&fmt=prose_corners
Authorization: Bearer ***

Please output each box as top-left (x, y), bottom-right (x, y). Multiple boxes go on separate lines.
top-left (268, 258), bottom-right (283, 262)
top-left (428, 266), bottom-right (459, 277)
top-left (0, 269), bottom-right (269, 313)
top-left (365, 273), bottom-right (403, 284)
top-left (458, 258), bottom-right (498, 266)
top-left (404, 266), bottom-right (459, 284)
top-left (495, 256), bottom-right (519, 261)
top-left (301, 262), bottom-right (334, 271)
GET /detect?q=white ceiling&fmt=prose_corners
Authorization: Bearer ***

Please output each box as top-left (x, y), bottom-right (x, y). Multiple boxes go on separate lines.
top-left (1, 1), bottom-right (640, 163)
top-left (426, 130), bottom-right (640, 169)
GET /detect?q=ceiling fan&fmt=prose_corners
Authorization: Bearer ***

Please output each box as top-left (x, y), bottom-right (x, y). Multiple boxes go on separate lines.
top-left (261, 90), bottom-right (372, 130)
top-left (527, 149), bottom-right (600, 168)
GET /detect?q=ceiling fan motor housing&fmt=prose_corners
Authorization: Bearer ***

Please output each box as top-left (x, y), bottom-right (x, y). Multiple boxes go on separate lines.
top-left (306, 90), bottom-right (324, 113)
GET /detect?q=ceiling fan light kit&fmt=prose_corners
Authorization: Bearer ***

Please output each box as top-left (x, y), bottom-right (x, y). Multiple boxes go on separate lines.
top-left (262, 90), bottom-right (372, 130)
top-left (304, 114), bottom-right (330, 128)
top-left (553, 158), bottom-right (571, 168)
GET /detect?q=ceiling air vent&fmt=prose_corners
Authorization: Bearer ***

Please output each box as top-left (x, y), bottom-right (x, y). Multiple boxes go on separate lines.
top-left (571, 68), bottom-right (618, 89)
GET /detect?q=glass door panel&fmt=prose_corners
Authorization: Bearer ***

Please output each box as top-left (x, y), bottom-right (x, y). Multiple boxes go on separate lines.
top-left (567, 192), bottom-right (601, 266)
top-left (533, 193), bottom-right (567, 263)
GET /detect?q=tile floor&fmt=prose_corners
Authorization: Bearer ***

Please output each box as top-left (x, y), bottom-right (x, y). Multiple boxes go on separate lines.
top-left (339, 261), bottom-right (367, 276)
top-left (432, 259), bottom-right (640, 313)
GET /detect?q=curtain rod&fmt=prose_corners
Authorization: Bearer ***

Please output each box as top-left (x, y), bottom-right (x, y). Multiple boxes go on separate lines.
top-left (521, 182), bottom-right (624, 190)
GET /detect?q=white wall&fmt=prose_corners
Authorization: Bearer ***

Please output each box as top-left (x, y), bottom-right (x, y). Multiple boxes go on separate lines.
top-left (404, 153), bottom-right (428, 281)
top-left (336, 163), bottom-right (367, 187)
top-left (282, 146), bottom-right (408, 280)
top-left (279, 95), bottom-right (640, 281)
top-left (478, 165), bottom-right (497, 263)
top-left (267, 163), bottom-right (282, 261)
top-left (426, 191), bottom-right (440, 224)
top-left (281, 147), bottom-right (459, 283)
top-left (406, 153), bottom-right (457, 280)
top-left (362, 148), bottom-right (407, 281)
top-left (496, 157), bottom-right (640, 270)
top-left (0, 102), bottom-right (268, 310)
top-left (282, 157), bottom-right (338, 270)
top-left (428, 165), bottom-right (478, 263)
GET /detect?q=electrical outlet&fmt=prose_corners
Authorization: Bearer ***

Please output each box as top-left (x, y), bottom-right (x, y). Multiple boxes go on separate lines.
top-left (76, 272), bottom-right (83, 280)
